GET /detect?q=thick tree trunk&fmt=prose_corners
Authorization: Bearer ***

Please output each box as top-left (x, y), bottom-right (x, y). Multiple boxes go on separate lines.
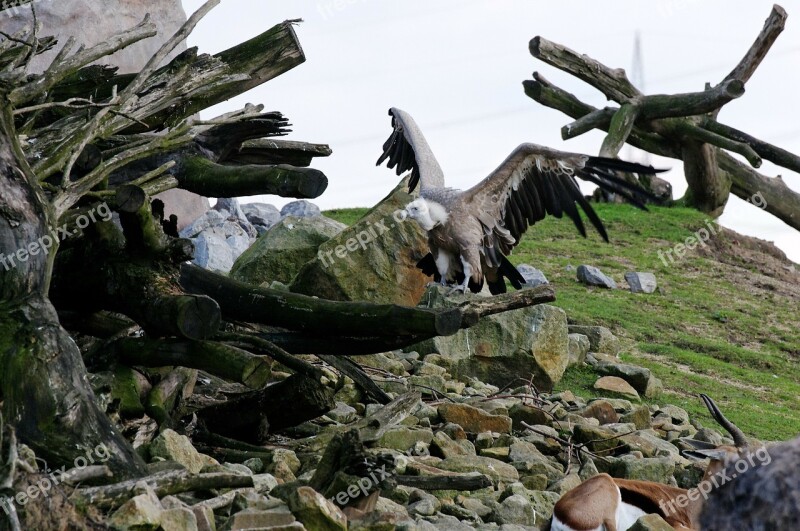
top-left (0, 125), bottom-right (145, 479)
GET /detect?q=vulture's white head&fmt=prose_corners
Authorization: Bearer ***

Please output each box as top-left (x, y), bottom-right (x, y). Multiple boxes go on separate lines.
top-left (405, 198), bottom-right (448, 231)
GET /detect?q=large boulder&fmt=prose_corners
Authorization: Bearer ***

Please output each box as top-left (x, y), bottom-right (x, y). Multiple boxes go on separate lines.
top-left (412, 286), bottom-right (569, 392)
top-left (290, 177), bottom-right (430, 305)
top-left (0, 1), bottom-right (209, 231)
top-left (231, 216), bottom-right (345, 285)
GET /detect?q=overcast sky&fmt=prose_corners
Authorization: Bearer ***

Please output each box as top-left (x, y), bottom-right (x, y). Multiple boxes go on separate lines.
top-left (182, 0), bottom-right (799, 262)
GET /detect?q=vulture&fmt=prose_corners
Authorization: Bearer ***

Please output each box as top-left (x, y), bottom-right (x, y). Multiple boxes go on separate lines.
top-left (376, 107), bottom-right (666, 294)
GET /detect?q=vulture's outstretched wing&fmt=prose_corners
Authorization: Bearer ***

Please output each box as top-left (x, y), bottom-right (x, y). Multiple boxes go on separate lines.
top-left (376, 108), bottom-right (445, 192)
top-left (460, 144), bottom-right (665, 253)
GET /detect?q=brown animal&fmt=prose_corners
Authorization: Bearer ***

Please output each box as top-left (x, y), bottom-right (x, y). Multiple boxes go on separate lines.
top-left (551, 394), bottom-right (764, 531)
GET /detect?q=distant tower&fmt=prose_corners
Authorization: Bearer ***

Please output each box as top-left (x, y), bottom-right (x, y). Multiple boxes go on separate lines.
top-left (628, 31), bottom-right (650, 165)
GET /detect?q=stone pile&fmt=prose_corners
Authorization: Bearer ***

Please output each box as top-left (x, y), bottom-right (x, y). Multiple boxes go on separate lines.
top-left (77, 336), bottom-right (712, 530)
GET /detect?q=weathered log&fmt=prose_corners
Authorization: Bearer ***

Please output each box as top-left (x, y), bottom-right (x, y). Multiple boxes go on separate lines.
top-left (72, 470), bottom-right (254, 510)
top-left (457, 284), bottom-right (556, 327)
top-left (318, 355), bottom-right (392, 405)
top-left (723, 5), bottom-right (788, 85)
top-left (196, 374), bottom-right (335, 443)
top-left (395, 474), bottom-right (493, 491)
top-left (145, 367), bottom-right (195, 427)
top-left (215, 332), bottom-right (324, 381)
top-left (229, 139), bottom-right (332, 167)
top-left (257, 330), bottom-right (430, 355)
top-left (177, 157), bottom-right (328, 199)
top-left (116, 185), bottom-right (171, 254)
top-left (180, 264), bottom-right (463, 338)
top-left (529, 36), bottom-right (641, 102)
top-left (524, 74), bottom-right (678, 158)
top-left (112, 338), bottom-right (272, 389)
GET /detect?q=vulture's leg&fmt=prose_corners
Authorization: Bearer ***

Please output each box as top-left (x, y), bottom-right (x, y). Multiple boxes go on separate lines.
top-left (449, 252), bottom-right (479, 294)
top-left (435, 250), bottom-right (453, 287)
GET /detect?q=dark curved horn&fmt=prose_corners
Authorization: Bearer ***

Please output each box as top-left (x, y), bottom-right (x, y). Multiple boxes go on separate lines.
top-left (699, 394), bottom-right (748, 448)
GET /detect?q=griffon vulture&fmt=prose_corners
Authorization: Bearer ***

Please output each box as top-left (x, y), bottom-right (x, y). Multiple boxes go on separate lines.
top-left (377, 107), bottom-right (665, 294)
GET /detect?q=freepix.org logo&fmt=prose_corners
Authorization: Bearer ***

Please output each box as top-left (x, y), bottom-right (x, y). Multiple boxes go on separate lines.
top-left (0, 444), bottom-right (111, 514)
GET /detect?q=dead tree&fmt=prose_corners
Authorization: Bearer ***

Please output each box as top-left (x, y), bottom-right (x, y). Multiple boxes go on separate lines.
top-left (524, 4), bottom-right (799, 228)
top-left (0, 1), bottom-right (326, 479)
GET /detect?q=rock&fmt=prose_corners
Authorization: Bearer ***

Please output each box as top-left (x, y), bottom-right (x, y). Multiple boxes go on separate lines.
top-left (520, 474), bottom-right (549, 491)
top-left (1, 0), bottom-right (188, 73)
top-left (577, 265), bottom-right (617, 289)
top-left (594, 376), bottom-right (640, 401)
top-left (230, 216), bottom-right (345, 285)
top-left (508, 440), bottom-right (545, 463)
top-left (327, 402), bottom-right (358, 424)
top-left (479, 447), bottom-right (510, 460)
top-left (493, 494), bottom-right (536, 526)
top-left (547, 473), bottom-right (582, 495)
top-left (180, 209), bottom-right (227, 239)
top-left (625, 272), bottom-right (658, 294)
top-left (0, 1), bottom-right (209, 232)
top-left (579, 400), bottom-right (620, 425)
top-left (191, 231), bottom-right (236, 273)
top-left (414, 287), bottom-right (569, 391)
top-left (408, 490), bottom-right (440, 517)
top-left (630, 513), bottom-right (677, 531)
top-left (269, 449), bottom-right (302, 476)
top-left (621, 405), bottom-right (653, 430)
top-left (377, 427), bottom-right (434, 451)
top-left (460, 497), bottom-right (492, 518)
top-left (528, 490), bottom-right (560, 527)
top-left (183, 210), bottom-right (255, 274)
top-left (192, 505), bottom-right (215, 531)
top-left (226, 507), bottom-right (297, 530)
top-left (573, 425), bottom-right (625, 455)
top-left (508, 403), bottom-right (549, 431)
top-left (108, 484), bottom-right (163, 530)
top-left (610, 456), bottom-right (675, 483)
top-left (290, 177), bottom-right (430, 305)
top-left (288, 486), bottom-right (347, 531)
top-left (160, 507), bottom-right (198, 531)
top-left (595, 362), bottom-right (663, 398)
top-left (621, 431), bottom-right (682, 458)
top-left (516, 264), bottom-right (549, 288)
top-left (437, 455), bottom-right (519, 485)
top-left (431, 431), bottom-right (475, 458)
top-left (656, 405), bottom-right (691, 426)
top-left (243, 458), bottom-right (265, 474)
top-left (214, 198), bottom-right (254, 232)
top-left (568, 333), bottom-right (590, 367)
top-left (437, 403), bottom-right (512, 434)
top-left (568, 325), bottom-right (621, 355)
top-left (281, 200), bottom-right (321, 218)
top-left (148, 429), bottom-right (216, 474)
top-left (241, 202), bottom-right (281, 230)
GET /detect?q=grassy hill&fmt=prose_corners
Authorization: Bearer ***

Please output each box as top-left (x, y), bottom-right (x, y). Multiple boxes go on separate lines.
top-left (324, 204), bottom-right (800, 441)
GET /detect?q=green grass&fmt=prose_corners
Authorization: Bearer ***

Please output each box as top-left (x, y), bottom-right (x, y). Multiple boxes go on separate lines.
top-left (324, 204), bottom-right (800, 441)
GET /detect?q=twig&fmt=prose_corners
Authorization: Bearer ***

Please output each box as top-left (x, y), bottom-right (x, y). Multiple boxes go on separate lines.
top-left (13, 97), bottom-right (113, 115)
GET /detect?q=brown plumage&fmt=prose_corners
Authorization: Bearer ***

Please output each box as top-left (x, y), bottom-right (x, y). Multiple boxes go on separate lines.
top-left (378, 107), bottom-right (666, 294)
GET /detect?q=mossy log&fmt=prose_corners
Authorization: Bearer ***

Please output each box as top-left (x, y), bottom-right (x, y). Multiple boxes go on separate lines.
top-left (196, 374), bottom-right (335, 444)
top-left (177, 157), bottom-right (328, 199)
top-left (180, 264), bottom-right (463, 338)
top-left (72, 470), bottom-right (254, 510)
top-left (113, 337), bottom-right (272, 389)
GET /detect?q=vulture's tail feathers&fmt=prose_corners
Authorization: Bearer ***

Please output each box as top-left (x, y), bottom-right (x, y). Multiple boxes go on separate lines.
top-left (488, 256), bottom-right (525, 294)
top-left (499, 256), bottom-right (525, 290)
top-left (416, 254), bottom-right (439, 280)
